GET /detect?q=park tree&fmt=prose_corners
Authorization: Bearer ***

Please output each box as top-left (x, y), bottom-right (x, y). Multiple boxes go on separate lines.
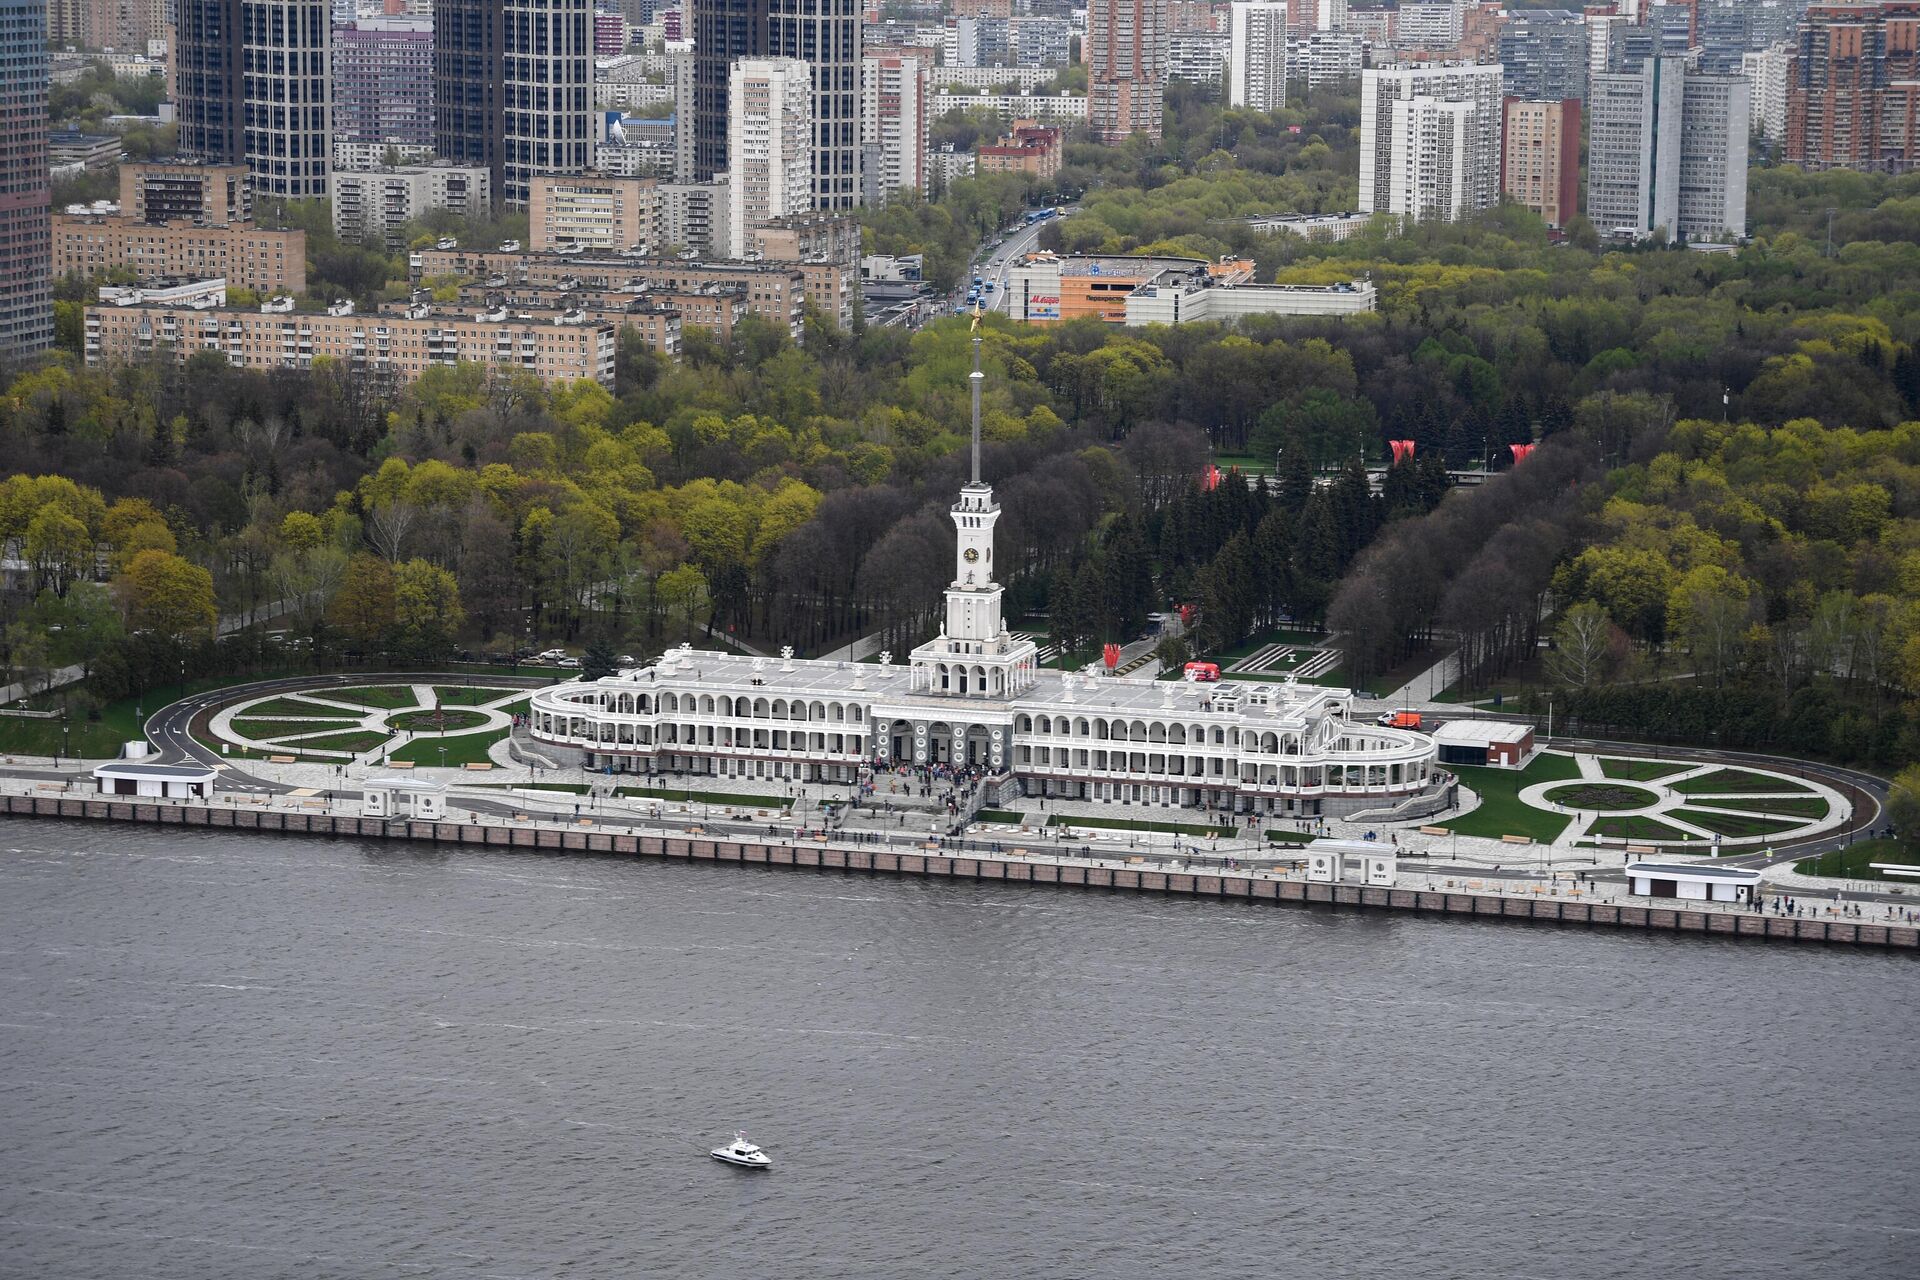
top-left (329, 553), bottom-right (397, 649)
top-left (23, 506), bottom-right (94, 597)
top-left (657, 563), bottom-right (711, 643)
top-left (360, 457), bottom-right (423, 561)
top-left (115, 549), bottom-right (217, 643)
top-left (279, 510), bottom-right (327, 551)
top-left (1544, 602), bottom-right (1621, 689)
top-left (394, 558), bottom-right (466, 655)
top-left (1888, 764), bottom-right (1920, 850)
top-left (582, 637), bottom-right (620, 680)
top-left (1050, 560), bottom-right (1099, 656)
top-left (1555, 546), bottom-right (1677, 647)
top-left (35, 582), bottom-right (124, 678)
top-left (3, 622), bottom-right (51, 695)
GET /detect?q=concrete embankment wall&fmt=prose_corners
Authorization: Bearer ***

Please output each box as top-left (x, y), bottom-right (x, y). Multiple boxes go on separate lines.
top-left (7, 795), bottom-right (1916, 951)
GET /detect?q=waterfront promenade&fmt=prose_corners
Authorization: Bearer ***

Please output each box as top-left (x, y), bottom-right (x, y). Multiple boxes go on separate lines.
top-left (3, 769), bottom-right (1913, 950)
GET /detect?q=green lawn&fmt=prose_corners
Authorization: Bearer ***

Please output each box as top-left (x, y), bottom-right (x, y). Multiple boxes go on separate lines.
top-left (1262, 829), bottom-right (1315, 844)
top-left (1795, 839), bottom-right (1920, 882)
top-left (1543, 782), bottom-right (1659, 811)
top-left (975, 809), bottom-right (1026, 824)
top-left (318, 685), bottom-right (422, 709)
top-left (1688, 795), bottom-right (1830, 819)
top-left (1589, 815), bottom-right (1693, 842)
top-left (1598, 758), bottom-right (1692, 782)
top-left (1, 669), bottom-right (322, 759)
top-left (388, 708), bottom-right (489, 733)
top-left (229, 717), bottom-right (360, 741)
top-left (0, 669), bottom-right (533, 761)
top-left (0, 711), bottom-right (129, 759)
top-left (1043, 646), bottom-right (1102, 671)
top-left (1671, 768), bottom-right (1811, 796)
top-left (1435, 751), bottom-right (1582, 842)
top-left (243, 695), bottom-right (371, 718)
top-left (386, 726), bottom-right (509, 765)
top-left (277, 730), bottom-right (391, 753)
top-left (431, 684), bottom-right (528, 706)
top-left (1672, 808), bottom-right (1802, 838)
top-left (1047, 814), bottom-right (1239, 838)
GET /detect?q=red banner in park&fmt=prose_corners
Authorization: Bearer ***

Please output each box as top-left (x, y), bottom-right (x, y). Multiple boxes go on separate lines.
top-left (1388, 439), bottom-right (1415, 463)
top-left (1510, 443), bottom-right (1536, 464)
top-left (1103, 643), bottom-right (1120, 669)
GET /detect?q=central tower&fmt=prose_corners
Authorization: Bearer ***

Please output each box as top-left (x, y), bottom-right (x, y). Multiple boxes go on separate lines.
top-left (909, 328), bottom-right (1039, 700)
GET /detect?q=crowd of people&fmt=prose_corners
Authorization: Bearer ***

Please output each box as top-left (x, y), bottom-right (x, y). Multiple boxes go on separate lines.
top-left (859, 761), bottom-right (991, 820)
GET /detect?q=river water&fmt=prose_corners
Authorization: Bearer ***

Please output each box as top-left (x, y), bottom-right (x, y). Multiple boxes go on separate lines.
top-left (1, 820), bottom-right (1915, 1279)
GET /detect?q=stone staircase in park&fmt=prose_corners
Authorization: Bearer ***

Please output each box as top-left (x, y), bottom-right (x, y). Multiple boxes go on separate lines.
top-left (1014, 631), bottom-right (1059, 664)
top-left (1344, 776), bottom-right (1458, 826)
top-left (1228, 642), bottom-right (1341, 680)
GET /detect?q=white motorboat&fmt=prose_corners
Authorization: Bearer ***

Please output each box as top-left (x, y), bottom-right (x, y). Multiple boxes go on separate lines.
top-left (710, 1132), bottom-right (772, 1170)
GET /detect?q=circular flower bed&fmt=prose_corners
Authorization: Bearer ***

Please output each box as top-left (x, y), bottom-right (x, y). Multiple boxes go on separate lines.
top-left (1542, 783), bottom-right (1659, 812)
top-left (386, 708), bottom-right (490, 733)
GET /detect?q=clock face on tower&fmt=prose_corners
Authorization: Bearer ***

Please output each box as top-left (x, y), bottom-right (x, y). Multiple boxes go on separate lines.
top-left (964, 548), bottom-right (980, 562)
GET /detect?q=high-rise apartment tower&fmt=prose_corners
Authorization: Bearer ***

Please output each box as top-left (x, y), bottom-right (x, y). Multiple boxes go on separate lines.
top-left (1088, 0), bottom-right (1169, 143)
top-left (0, 0), bottom-right (51, 356)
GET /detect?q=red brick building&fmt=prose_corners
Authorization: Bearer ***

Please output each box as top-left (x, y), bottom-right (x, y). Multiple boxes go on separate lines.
top-left (977, 120), bottom-right (1065, 179)
top-left (1787, 2), bottom-right (1920, 172)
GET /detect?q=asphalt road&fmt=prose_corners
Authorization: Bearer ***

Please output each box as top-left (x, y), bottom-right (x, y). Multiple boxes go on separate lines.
top-left (961, 206), bottom-right (1077, 317)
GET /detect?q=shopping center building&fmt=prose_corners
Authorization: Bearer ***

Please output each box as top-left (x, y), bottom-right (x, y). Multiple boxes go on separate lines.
top-left (528, 342), bottom-right (1442, 818)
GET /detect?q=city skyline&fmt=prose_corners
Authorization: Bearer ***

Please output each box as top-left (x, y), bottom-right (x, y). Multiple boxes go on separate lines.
top-left (5, 0), bottom-right (1861, 363)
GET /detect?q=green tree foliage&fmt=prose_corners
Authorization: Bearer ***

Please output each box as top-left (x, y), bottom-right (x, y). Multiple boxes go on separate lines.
top-left (115, 549), bottom-right (216, 643)
top-left (14, 96), bottom-right (1920, 779)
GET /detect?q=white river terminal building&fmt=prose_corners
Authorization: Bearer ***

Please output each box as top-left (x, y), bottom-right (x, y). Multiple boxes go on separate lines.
top-left (530, 343), bottom-right (1443, 819)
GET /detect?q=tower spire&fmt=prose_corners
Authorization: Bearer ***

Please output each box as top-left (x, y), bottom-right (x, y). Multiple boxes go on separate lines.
top-left (969, 309), bottom-right (984, 485)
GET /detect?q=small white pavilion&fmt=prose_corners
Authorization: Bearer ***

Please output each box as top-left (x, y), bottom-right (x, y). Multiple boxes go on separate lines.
top-left (92, 762), bottom-right (218, 799)
top-left (361, 777), bottom-right (449, 820)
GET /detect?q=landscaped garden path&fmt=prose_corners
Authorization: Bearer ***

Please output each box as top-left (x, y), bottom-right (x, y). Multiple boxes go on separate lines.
top-left (1515, 752), bottom-right (1849, 852)
top-left (208, 682), bottom-right (532, 766)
